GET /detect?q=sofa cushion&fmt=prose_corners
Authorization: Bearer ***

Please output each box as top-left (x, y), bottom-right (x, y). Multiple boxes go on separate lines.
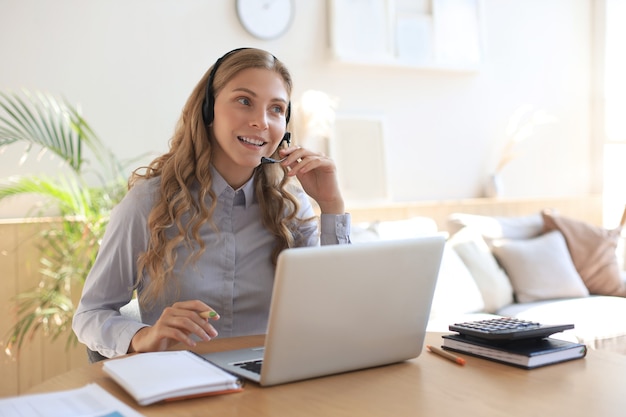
top-left (541, 211), bottom-right (626, 297)
top-left (350, 216), bottom-right (437, 243)
top-left (492, 230), bottom-right (589, 303)
top-left (448, 227), bottom-right (513, 312)
top-left (375, 217), bottom-right (438, 240)
top-left (429, 242), bottom-right (485, 320)
top-left (351, 222), bottom-right (380, 243)
top-left (447, 212), bottom-right (544, 245)
top-left (497, 296), bottom-right (626, 354)
top-left (351, 217), bottom-right (439, 243)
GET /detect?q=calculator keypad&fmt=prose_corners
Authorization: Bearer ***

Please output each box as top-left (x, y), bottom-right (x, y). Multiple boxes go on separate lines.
top-left (449, 317), bottom-right (574, 341)
top-left (455, 318), bottom-right (541, 333)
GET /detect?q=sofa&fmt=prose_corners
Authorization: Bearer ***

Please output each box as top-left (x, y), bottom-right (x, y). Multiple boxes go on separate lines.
top-left (351, 211), bottom-right (626, 355)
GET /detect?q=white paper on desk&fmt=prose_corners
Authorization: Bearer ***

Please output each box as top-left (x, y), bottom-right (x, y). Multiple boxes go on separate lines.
top-left (0, 383), bottom-right (145, 417)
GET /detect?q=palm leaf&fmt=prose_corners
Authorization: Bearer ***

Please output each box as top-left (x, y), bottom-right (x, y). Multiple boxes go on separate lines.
top-left (7, 287), bottom-right (75, 352)
top-left (0, 89), bottom-right (132, 354)
top-left (0, 173), bottom-right (125, 218)
top-left (0, 90), bottom-right (116, 174)
top-left (0, 175), bottom-right (82, 217)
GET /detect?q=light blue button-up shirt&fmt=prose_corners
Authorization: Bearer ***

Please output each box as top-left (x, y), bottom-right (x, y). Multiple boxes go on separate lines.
top-left (73, 169), bottom-right (351, 358)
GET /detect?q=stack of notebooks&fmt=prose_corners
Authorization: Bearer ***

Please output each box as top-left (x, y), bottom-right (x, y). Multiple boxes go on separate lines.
top-left (441, 318), bottom-right (587, 369)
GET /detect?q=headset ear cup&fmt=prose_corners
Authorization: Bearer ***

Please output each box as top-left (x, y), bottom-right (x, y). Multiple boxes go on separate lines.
top-left (203, 48), bottom-right (250, 126)
top-left (202, 98), bottom-right (213, 125)
top-left (202, 64), bottom-right (218, 125)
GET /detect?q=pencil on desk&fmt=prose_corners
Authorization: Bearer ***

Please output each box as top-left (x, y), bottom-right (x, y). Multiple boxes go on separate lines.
top-left (426, 345), bottom-right (466, 366)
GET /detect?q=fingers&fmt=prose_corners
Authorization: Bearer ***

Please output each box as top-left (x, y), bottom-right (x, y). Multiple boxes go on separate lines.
top-left (277, 146), bottom-right (344, 213)
top-left (131, 301), bottom-right (220, 353)
top-left (162, 304), bottom-right (219, 342)
top-left (278, 146), bottom-right (333, 176)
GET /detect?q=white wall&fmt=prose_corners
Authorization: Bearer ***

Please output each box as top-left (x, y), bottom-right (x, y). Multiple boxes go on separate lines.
top-left (0, 0), bottom-right (593, 217)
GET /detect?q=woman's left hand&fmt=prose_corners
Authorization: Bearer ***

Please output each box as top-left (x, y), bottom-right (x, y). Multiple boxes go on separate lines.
top-left (278, 146), bottom-right (345, 214)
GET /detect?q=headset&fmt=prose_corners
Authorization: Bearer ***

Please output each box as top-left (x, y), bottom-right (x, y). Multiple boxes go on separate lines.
top-left (201, 48), bottom-right (292, 146)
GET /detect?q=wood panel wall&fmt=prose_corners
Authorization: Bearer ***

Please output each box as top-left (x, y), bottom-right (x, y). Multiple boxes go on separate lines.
top-left (0, 219), bottom-right (85, 398)
top-left (0, 194), bottom-right (604, 397)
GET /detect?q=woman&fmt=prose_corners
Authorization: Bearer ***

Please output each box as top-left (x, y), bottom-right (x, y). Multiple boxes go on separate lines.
top-left (72, 48), bottom-right (350, 359)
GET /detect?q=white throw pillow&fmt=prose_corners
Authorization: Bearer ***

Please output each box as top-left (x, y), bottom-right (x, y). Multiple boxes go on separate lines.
top-left (429, 243), bottom-right (485, 319)
top-left (448, 227), bottom-right (514, 312)
top-left (351, 222), bottom-right (380, 243)
top-left (375, 217), bottom-right (438, 240)
top-left (492, 230), bottom-right (590, 303)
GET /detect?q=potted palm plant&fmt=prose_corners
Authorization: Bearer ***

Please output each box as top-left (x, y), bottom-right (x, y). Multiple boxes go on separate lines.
top-left (0, 90), bottom-right (132, 353)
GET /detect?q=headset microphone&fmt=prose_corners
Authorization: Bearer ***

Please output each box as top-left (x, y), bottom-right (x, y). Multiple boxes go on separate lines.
top-left (259, 132), bottom-right (292, 165)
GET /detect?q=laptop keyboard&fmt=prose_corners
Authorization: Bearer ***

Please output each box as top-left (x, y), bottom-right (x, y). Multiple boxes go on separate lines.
top-left (234, 359), bottom-right (263, 374)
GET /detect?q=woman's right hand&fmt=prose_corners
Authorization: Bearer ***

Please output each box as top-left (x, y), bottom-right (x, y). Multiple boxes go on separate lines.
top-left (128, 300), bottom-right (219, 353)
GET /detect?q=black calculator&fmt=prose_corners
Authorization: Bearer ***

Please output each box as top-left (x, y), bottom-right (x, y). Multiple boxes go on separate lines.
top-left (449, 317), bottom-right (574, 342)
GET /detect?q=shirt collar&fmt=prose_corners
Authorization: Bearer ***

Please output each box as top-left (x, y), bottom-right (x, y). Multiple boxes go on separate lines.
top-left (210, 166), bottom-right (256, 208)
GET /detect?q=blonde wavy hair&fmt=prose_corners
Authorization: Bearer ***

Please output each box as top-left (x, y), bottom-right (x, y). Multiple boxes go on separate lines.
top-left (129, 48), bottom-right (308, 308)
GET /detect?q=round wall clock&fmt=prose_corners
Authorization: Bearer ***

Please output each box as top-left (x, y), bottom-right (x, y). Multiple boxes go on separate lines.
top-left (236, 0), bottom-right (295, 40)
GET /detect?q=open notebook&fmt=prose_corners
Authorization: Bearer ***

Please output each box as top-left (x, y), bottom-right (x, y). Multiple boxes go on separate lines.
top-left (202, 235), bottom-right (445, 386)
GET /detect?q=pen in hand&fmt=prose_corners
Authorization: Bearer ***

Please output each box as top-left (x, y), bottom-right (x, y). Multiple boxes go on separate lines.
top-left (426, 345), bottom-right (466, 366)
top-left (199, 310), bottom-right (220, 320)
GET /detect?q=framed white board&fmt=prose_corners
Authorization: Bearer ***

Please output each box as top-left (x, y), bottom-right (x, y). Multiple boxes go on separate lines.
top-left (328, 0), bottom-right (482, 71)
top-left (331, 115), bottom-right (389, 203)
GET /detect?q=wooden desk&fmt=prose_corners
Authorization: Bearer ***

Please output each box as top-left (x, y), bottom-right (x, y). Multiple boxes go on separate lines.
top-left (26, 333), bottom-right (626, 417)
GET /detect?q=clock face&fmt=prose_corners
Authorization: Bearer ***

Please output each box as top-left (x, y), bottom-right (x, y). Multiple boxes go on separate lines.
top-left (236, 0), bottom-right (294, 40)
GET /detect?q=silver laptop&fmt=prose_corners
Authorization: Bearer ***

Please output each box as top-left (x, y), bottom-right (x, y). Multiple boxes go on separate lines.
top-left (201, 235), bottom-right (445, 386)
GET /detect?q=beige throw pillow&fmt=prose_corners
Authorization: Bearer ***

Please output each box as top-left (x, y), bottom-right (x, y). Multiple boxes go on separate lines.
top-left (542, 211), bottom-right (626, 297)
top-left (492, 230), bottom-right (589, 303)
